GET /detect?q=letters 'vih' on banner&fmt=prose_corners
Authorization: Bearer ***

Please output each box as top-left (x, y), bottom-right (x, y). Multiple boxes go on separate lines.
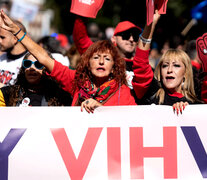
top-left (1, 105), bottom-right (207, 180)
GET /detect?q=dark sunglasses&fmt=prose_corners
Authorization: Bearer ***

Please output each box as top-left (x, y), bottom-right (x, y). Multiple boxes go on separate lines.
top-left (22, 59), bottom-right (44, 70)
top-left (117, 31), bottom-right (139, 42)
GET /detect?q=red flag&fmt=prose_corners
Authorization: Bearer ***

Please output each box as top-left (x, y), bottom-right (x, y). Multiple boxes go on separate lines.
top-left (147, 0), bottom-right (168, 25)
top-left (155, 0), bottom-right (168, 14)
top-left (70, 0), bottom-right (105, 18)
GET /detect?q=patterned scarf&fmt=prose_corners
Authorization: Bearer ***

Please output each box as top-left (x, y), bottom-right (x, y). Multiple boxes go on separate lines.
top-left (78, 79), bottom-right (119, 104)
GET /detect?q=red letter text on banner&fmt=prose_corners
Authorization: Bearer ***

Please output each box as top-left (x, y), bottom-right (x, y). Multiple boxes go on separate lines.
top-left (51, 128), bottom-right (102, 180)
top-left (107, 127), bottom-right (121, 179)
top-left (130, 127), bottom-right (177, 179)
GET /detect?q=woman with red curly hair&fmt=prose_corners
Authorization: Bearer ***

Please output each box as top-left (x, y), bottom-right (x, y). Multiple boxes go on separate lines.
top-left (71, 40), bottom-right (136, 111)
top-left (0, 10), bottom-right (136, 112)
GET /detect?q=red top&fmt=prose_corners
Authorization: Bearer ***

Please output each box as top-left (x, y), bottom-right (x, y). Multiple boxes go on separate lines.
top-left (167, 92), bottom-right (184, 98)
top-left (201, 77), bottom-right (207, 103)
top-left (73, 17), bottom-right (93, 55)
top-left (191, 60), bottom-right (201, 70)
top-left (49, 61), bottom-right (137, 106)
top-left (132, 48), bottom-right (154, 99)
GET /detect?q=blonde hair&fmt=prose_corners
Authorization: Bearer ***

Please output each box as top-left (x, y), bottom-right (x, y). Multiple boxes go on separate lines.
top-left (154, 49), bottom-right (196, 104)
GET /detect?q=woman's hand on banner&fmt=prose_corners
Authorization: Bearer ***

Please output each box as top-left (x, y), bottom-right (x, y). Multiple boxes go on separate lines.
top-left (81, 98), bottom-right (102, 113)
top-left (173, 101), bottom-right (189, 115)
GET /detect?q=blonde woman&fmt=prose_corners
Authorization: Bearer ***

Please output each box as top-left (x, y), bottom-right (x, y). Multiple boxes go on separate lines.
top-left (132, 10), bottom-right (200, 114)
top-left (149, 49), bottom-right (197, 105)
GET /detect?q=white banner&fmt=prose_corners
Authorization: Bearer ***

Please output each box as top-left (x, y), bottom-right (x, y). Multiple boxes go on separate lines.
top-left (1, 105), bottom-right (207, 180)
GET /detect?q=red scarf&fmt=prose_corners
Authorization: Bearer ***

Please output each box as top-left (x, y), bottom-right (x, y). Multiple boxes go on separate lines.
top-left (78, 79), bottom-right (119, 104)
top-left (167, 92), bottom-right (184, 98)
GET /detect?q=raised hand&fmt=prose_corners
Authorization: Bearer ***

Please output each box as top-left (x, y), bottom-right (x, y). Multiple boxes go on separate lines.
top-left (0, 10), bottom-right (19, 34)
top-left (138, 9), bottom-right (161, 50)
top-left (0, 10), bottom-right (55, 73)
top-left (153, 10), bottom-right (161, 26)
top-left (196, 32), bottom-right (207, 72)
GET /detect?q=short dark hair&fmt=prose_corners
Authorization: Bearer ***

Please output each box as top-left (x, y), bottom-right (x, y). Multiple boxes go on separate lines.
top-left (37, 36), bottom-right (63, 54)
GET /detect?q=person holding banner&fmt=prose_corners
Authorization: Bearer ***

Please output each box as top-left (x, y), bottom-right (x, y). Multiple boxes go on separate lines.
top-left (132, 10), bottom-right (199, 113)
top-left (0, 52), bottom-right (72, 106)
top-left (0, 10), bottom-right (136, 112)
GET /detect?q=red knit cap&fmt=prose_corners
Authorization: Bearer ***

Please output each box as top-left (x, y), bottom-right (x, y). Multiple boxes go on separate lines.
top-left (113, 21), bottom-right (142, 36)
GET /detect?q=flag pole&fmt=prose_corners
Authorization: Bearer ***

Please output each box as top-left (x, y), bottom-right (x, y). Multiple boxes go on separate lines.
top-left (181, 18), bottom-right (197, 36)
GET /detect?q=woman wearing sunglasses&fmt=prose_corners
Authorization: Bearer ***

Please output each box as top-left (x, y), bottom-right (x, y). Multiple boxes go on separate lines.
top-left (0, 52), bottom-right (72, 106)
top-left (0, 10), bottom-right (136, 112)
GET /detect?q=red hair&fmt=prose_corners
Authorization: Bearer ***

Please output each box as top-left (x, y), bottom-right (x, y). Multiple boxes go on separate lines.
top-left (73, 40), bottom-right (126, 89)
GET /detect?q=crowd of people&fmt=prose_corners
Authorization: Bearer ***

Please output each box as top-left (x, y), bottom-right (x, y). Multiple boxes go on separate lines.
top-left (0, 7), bottom-right (206, 114)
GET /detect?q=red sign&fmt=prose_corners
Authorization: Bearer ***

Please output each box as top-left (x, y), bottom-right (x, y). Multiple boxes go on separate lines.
top-left (70, 0), bottom-right (105, 18)
top-left (147, 0), bottom-right (168, 25)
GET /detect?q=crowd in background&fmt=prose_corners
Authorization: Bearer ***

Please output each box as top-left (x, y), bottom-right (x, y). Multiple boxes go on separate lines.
top-left (0, 1), bottom-right (206, 115)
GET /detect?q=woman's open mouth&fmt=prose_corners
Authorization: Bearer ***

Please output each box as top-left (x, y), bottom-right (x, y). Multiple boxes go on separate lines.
top-left (97, 67), bottom-right (105, 71)
top-left (166, 76), bottom-right (175, 81)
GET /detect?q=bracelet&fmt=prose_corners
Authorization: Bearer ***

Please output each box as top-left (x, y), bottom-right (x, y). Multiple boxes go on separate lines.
top-left (139, 34), bottom-right (152, 43)
top-left (13, 28), bottom-right (21, 36)
top-left (18, 32), bottom-right (27, 42)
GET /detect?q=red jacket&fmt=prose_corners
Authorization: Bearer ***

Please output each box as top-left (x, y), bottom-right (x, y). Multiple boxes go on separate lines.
top-left (132, 48), bottom-right (154, 99)
top-left (201, 78), bottom-right (207, 103)
top-left (49, 61), bottom-right (137, 106)
top-left (73, 17), bottom-right (93, 55)
top-left (73, 18), bottom-right (153, 100)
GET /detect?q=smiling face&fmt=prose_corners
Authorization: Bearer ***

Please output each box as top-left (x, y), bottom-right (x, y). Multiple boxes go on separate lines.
top-left (161, 59), bottom-right (186, 93)
top-left (24, 55), bottom-right (43, 85)
top-left (89, 51), bottom-right (114, 84)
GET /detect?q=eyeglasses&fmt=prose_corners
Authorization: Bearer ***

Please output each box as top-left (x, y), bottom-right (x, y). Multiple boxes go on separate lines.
top-left (22, 59), bottom-right (44, 70)
top-left (117, 30), bottom-right (139, 42)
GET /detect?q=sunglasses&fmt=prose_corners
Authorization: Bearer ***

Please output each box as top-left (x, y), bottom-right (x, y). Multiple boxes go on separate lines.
top-left (22, 59), bottom-right (44, 70)
top-left (117, 30), bottom-right (139, 42)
